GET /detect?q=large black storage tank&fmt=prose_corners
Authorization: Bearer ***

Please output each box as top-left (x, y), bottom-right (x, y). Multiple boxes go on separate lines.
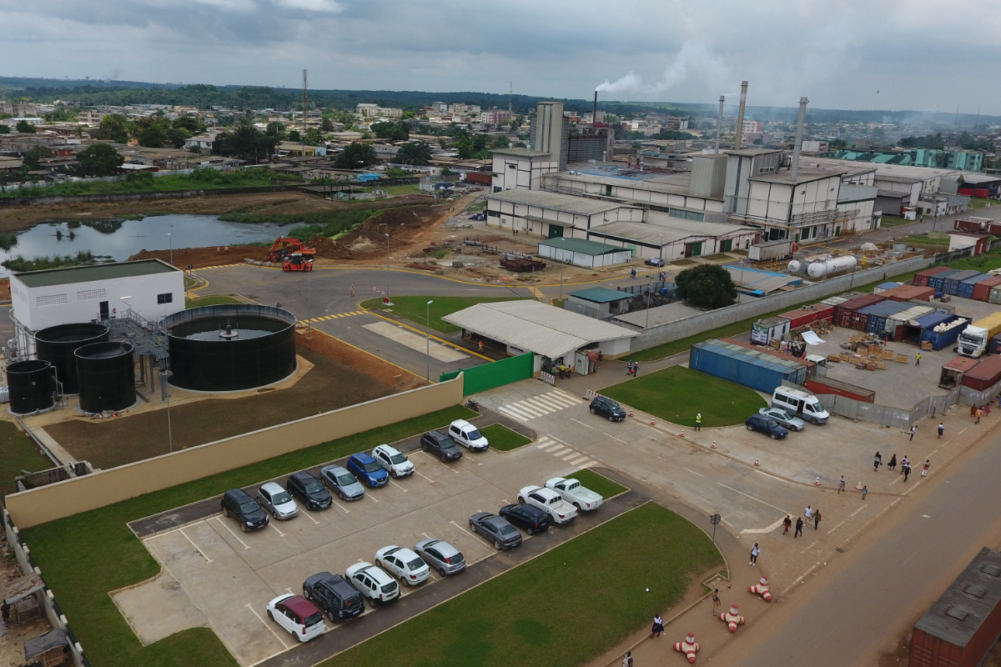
top-left (75, 342), bottom-right (136, 414)
top-left (35, 323), bottom-right (110, 395)
top-left (164, 304), bottom-right (297, 392)
top-left (7, 360), bottom-right (55, 415)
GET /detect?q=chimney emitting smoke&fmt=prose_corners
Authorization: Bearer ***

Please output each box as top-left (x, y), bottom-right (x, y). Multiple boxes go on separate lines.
top-left (593, 91), bottom-right (598, 128)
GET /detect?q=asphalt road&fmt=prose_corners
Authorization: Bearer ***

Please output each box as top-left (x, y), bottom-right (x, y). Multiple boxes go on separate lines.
top-left (712, 423), bottom-right (1001, 667)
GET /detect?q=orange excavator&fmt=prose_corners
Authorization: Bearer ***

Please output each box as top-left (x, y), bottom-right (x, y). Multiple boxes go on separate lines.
top-left (282, 253), bottom-right (313, 272)
top-left (266, 236), bottom-right (316, 263)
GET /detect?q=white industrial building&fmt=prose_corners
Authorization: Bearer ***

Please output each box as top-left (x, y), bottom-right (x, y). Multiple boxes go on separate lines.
top-left (537, 238), bottom-right (632, 268)
top-left (485, 189), bottom-right (642, 238)
top-left (587, 213), bottom-right (759, 261)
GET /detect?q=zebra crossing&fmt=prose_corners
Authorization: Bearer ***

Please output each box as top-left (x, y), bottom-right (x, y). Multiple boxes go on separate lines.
top-left (197, 263), bottom-right (242, 271)
top-left (534, 435), bottom-right (598, 469)
top-left (300, 311), bottom-right (366, 324)
top-left (496, 389), bottom-right (583, 423)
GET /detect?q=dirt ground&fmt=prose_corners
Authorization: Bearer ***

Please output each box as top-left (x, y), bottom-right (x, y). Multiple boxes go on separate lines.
top-left (296, 328), bottom-right (424, 390)
top-left (46, 346), bottom-right (395, 469)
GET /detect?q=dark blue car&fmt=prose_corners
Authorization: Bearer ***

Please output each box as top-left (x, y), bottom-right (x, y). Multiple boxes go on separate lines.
top-left (347, 452), bottom-right (389, 488)
top-left (745, 414), bottom-right (789, 440)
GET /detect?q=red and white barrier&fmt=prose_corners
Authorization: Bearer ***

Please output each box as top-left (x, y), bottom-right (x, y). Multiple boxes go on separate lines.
top-left (719, 604), bottom-right (746, 633)
top-left (673, 633), bottom-right (700, 663)
top-left (749, 576), bottom-right (772, 602)
top-left (584, 389), bottom-right (598, 401)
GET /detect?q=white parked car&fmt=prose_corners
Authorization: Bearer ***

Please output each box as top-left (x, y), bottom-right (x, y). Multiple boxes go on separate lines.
top-left (346, 562), bottom-right (400, 606)
top-left (545, 477), bottom-right (603, 511)
top-left (372, 444), bottom-right (415, 478)
top-left (265, 594), bottom-right (325, 642)
top-left (448, 419), bottom-right (489, 451)
top-left (376, 545), bottom-right (430, 586)
top-left (518, 485), bottom-right (578, 524)
top-left (257, 482), bottom-right (299, 520)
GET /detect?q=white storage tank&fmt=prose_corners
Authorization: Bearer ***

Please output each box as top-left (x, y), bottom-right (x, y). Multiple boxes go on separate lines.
top-left (806, 256), bottom-right (857, 279)
top-left (787, 260), bottom-right (803, 274)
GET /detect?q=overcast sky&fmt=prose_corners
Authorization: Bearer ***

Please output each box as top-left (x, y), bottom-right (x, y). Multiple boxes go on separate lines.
top-left (3, 0), bottom-right (1000, 114)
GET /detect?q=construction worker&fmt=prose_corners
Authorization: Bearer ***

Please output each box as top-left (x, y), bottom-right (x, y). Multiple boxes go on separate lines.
top-left (915, 352), bottom-right (921, 366)
top-left (696, 413), bottom-right (703, 431)
top-left (478, 340), bottom-right (484, 354)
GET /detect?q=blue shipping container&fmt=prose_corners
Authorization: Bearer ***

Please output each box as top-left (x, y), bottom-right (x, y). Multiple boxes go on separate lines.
top-left (919, 315), bottom-right (970, 350)
top-left (689, 340), bottom-right (808, 394)
top-left (928, 269), bottom-right (960, 292)
top-left (958, 273), bottom-right (992, 299)
top-left (858, 301), bottom-right (911, 334)
top-left (943, 270), bottom-right (982, 296)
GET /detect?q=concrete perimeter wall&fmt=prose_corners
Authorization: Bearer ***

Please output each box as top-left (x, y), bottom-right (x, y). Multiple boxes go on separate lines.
top-left (630, 255), bottom-right (934, 351)
top-left (5, 376), bottom-right (463, 528)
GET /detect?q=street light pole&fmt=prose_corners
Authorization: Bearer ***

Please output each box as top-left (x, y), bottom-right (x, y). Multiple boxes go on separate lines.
top-left (426, 300), bottom-right (433, 385)
top-left (385, 232), bottom-right (391, 303)
top-left (167, 232), bottom-right (173, 267)
top-left (645, 276), bottom-right (652, 329)
top-left (559, 236), bottom-right (566, 301)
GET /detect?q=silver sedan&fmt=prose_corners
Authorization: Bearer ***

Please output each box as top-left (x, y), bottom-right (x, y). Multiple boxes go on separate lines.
top-left (758, 407), bottom-right (805, 432)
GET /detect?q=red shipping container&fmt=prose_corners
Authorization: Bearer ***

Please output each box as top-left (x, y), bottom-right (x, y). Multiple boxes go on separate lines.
top-left (973, 276), bottom-right (1001, 302)
top-left (882, 285), bottom-right (936, 302)
top-left (778, 305), bottom-right (835, 328)
top-left (961, 355), bottom-right (1001, 391)
top-left (834, 294), bottom-right (884, 327)
top-left (805, 377), bottom-right (876, 403)
top-left (912, 266), bottom-right (951, 287)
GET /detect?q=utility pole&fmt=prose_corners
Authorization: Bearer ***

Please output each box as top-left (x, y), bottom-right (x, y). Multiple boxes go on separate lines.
top-left (302, 69), bottom-right (308, 159)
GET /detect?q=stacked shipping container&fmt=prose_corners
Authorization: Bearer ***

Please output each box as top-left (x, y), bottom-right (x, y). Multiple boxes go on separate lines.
top-left (963, 355), bottom-right (1001, 391)
top-left (912, 266), bottom-right (951, 287)
top-left (689, 339), bottom-right (810, 394)
top-left (778, 305), bottom-right (835, 329)
top-left (834, 294), bottom-right (885, 328)
top-left (973, 276), bottom-right (1001, 301)
top-left (858, 301), bottom-right (912, 334)
top-left (943, 270), bottom-right (982, 296)
top-left (958, 274), bottom-right (992, 299)
top-left (919, 314), bottom-right (969, 350)
top-left (928, 269), bottom-right (960, 292)
top-left (883, 284), bottom-right (936, 302)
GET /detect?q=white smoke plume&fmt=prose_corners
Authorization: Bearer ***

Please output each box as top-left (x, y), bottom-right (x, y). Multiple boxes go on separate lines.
top-left (596, 40), bottom-right (728, 94)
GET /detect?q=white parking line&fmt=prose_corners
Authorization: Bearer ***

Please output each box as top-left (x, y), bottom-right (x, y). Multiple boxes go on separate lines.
top-left (740, 517), bottom-right (785, 535)
top-left (143, 519), bottom-right (208, 541)
top-left (448, 520), bottom-right (477, 538)
top-left (415, 470), bottom-right (435, 483)
top-left (388, 479), bottom-right (408, 492)
top-left (270, 523), bottom-right (285, 537)
top-left (178, 527), bottom-right (212, 563)
top-left (420, 451), bottom-right (461, 474)
top-left (851, 504), bottom-right (867, 517)
top-left (302, 511), bottom-right (320, 525)
top-left (245, 603), bottom-right (290, 649)
top-left (368, 493), bottom-right (381, 503)
top-left (330, 499), bottom-right (351, 514)
top-left (213, 516), bottom-right (250, 550)
top-left (800, 540), bottom-right (818, 554)
top-left (682, 467), bottom-right (704, 478)
top-left (602, 432), bottom-right (627, 444)
top-left (716, 483), bottom-right (787, 514)
top-left (570, 418), bottom-right (593, 429)
top-left (827, 520), bottom-right (846, 534)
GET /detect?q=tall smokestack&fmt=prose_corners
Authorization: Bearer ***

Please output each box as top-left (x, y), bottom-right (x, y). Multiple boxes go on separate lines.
top-left (790, 96), bottom-right (809, 182)
top-left (715, 96), bottom-right (725, 154)
top-left (593, 91), bottom-right (598, 128)
top-left (733, 81), bottom-right (748, 150)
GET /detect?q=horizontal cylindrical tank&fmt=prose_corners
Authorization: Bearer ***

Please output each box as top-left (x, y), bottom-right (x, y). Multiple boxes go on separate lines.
top-left (806, 256), bottom-right (857, 279)
top-left (8, 359), bottom-right (54, 415)
top-left (787, 260), bottom-right (803, 274)
top-left (164, 304), bottom-right (297, 392)
top-left (35, 323), bottom-right (110, 395)
top-left (75, 342), bottom-right (136, 414)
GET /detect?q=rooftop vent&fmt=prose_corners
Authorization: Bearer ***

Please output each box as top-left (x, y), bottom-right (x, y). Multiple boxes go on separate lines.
top-left (945, 606), bottom-right (970, 622)
top-left (964, 584), bottom-right (988, 599)
top-left (981, 564), bottom-right (1001, 577)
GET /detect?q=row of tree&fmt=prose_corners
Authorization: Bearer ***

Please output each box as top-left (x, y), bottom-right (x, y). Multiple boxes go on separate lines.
top-left (93, 113), bottom-right (208, 148)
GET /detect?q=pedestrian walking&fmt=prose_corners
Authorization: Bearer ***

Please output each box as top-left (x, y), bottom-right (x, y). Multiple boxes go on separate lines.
top-left (695, 413), bottom-right (702, 432)
top-left (972, 404), bottom-right (978, 418)
top-left (651, 614), bottom-right (664, 637)
top-left (350, 284), bottom-right (355, 296)
top-left (938, 422), bottom-right (944, 438)
top-left (626, 360), bottom-right (633, 375)
top-left (903, 462), bottom-right (911, 482)
top-left (909, 425), bottom-right (916, 441)
top-left (632, 362), bottom-right (639, 377)
top-left (900, 455), bottom-right (909, 473)
top-left (862, 485), bottom-right (868, 500)
top-left (874, 451), bottom-right (882, 472)
top-left (783, 515), bottom-right (792, 534)
top-left (838, 476), bottom-right (846, 494)
top-left (750, 543), bottom-right (760, 566)
top-left (631, 268), bottom-right (637, 279)
top-left (622, 650), bottom-right (633, 667)
top-left (986, 404), bottom-right (992, 416)
top-left (888, 454), bottom-right (897, 471)
top-left (805, 505), bottom-right (813, 520)
top-left (977, 408), bottom-right (983, 424)
top-left (478, 340), bottom-right (484, 354)
top-left (712, 589), bottom-right (720, 615)
top-left (814, 508), bottom-right (822, 530)
top-left (794, 517), bottom-right (804, 537)
top-left (916, 353), bottom-right (921, 366)
top-left (922, 459), bottom-right (931, 477)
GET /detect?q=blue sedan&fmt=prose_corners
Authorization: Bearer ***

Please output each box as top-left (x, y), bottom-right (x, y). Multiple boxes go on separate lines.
top-left (347, 453), bottom-right (389, 488)
top-left (745, 414), bottom-right (789, 439)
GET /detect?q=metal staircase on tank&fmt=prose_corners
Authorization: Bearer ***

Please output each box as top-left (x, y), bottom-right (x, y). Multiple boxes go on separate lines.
top-left (105, 308), bottom-right (170, 360)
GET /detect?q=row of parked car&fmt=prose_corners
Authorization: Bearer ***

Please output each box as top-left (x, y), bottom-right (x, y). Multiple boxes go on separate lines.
top-left (744, 386), bottom-right (831, 440)
top-left (253, 475), bottom-right (606, 644)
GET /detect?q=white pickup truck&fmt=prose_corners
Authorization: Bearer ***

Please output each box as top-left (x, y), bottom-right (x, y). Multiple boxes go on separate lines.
top-left (518, 485), bottom-right (578, 524)
top-left (545, 477), bottom-right (603, 512)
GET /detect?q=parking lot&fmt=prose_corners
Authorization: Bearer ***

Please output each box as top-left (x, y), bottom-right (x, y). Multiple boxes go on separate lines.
top-left (114, 397), bottom-right (610, 667)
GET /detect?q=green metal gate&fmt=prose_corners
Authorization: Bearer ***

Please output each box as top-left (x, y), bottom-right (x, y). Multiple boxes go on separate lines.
top-left (439, 352), bottom-right (534, 396)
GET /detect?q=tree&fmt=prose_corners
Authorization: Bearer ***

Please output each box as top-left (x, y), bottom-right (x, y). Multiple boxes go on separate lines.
top-left (304, 127), bottom-right (325, 146)
top-left (491, 134), bottom-right (510, 149)
top-left (172, 116), bottom-right (206, 134)
top-left (334, 142), bottom-right (378, 169)
top-left (675, 263), bottom-right (738, 310)
top-left (136, 122), bottom-right (167, 148)
top-left (288, 129), bottom-right (302, 143)
top-left (214, 122), bottom-right (274, 162)
top-left (396, 140), bottom-right (432, 165)
top-left (165, 127), bottom-right (191, 149)
top-left (22, 146), bottom-right (54, 171)
top-left (371, 121), bottom-right (409, 141)
top-left (266, 121), bottom-right (287, 142)
top-left (94, 114), bottom-right (130, 143)
top-left (15, 120), bottom-right (36, 134)
top-left (320, 117), bottom-right (333, 132)
top-left (77, 143), bottom-right (124, 176)
top-left (0, 124), bottom-right (9, 134)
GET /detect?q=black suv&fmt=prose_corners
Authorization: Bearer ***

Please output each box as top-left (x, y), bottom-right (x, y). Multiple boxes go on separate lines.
top-left (589, 396), bottom-right (626, 422)
top-left (420, 430), bottom-right (463, 462)
top-left (499, 503), bottom-right (550, 535)
top-left (286, 471), bottom-right (333, 511)
top-left (303, 572), bottom-right (364, 621)
top-left (221, 489), bottom-right (269, 532)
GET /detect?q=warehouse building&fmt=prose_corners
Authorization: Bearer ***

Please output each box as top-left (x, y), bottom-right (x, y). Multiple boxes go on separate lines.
top-left (485, 189), bottom-right (642, 239)
top-left (537, 237), bottom-right (632, 268)
top-left (586, 212), bottom-right (758, 261)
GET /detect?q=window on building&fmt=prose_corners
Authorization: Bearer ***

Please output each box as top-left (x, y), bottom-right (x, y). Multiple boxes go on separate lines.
top-left (157, 293), bottom-right (173, 304)
top-left (487, 210), bottom-right (500, 218)
top-left (668, 208), bottom-right (705, 222)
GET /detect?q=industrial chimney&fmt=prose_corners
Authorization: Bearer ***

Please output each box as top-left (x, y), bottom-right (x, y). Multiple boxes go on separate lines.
top-left (733, 81), bottom-right (748, 150)
top-left (790, 97), bottom-right (809, 182)
top-left (593, 91), bottom-right (598, 128)
top-left (715, 96), bottom-right (725, 154)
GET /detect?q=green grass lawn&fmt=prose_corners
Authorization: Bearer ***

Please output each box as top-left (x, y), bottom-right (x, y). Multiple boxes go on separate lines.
top-left (970, 197), bottom-right (995, 209)
top-left (0, 169), bottom-right (301, 199)
top-left (384, 184), bottom-right (421, 196)
top-left (603, 366), bottom-right (766, 427)
top-left (362, 296), bottom-right (531, 333)
top-left (903, 235), bottom-right (950, 247)
top-left (480, 423), bottom-right (532, 451)
top-left (571, 469), bottom-right (628, 499)
top-left (322, 503), bottom-right (721, 667)
top-left (185, 295), bottom-right (242, 309)
top-left (21, 405), bottom-right (474, 667)
top-left (880, 215), bottom-right (913, 227)
top-left (0, 421), bottom-right (52, 497)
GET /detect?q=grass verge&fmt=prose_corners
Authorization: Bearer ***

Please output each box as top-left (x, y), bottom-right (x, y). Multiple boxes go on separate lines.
top-left (21, 405), bottom-right (474, 667)
top-left (0, 421), bottom-right (51, 498)
top-left (0, 169), bottom-right (301, 199)
top-left (570, 469), bottom-right (628, 499)
top-left (880, 215), bottom-right (913, 227)
top-left (321, 503), bottom-right (721, 667)
top-left (185, 295), bottom-right (242, 309)
top-left (363, 295), bottom-right (531, 333)
top-left (903, 235), bottom-right (950, 247)
top-left (603, 366), bottom-right (766, 427)
top-left (480, 423), bottom-right (532, 451)
top-left (218, 208), bottom-right (375, 240)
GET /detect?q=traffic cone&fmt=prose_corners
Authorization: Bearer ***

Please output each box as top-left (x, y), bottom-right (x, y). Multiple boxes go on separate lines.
top-left (711, 441), bottom-right (717, 449)
top-left (754, 458), bottom-right (760, 466)
top-left (814, 477), bottom-right (821, 486)
top-left (679, 430), bottom-right (684, 437)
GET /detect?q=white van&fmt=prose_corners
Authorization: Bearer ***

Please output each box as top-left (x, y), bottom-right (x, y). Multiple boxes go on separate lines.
top-left (448, 419), bottom-right (490, 451)
top-left (772, 387), bottom-right (829, 425)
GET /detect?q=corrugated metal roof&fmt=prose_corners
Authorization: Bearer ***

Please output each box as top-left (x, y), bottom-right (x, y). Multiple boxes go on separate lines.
top-left (13, 259), bottom-right (178, 288)
top-left (915, 312), bottom-right (954, 328)
top-left (441, 300), bottom-right (637, 360)
top-left (858, 301), bottom-right (912, 318)
top-left (539, 237), bottom-right (624, 256)
top-left (642, 212), bottom-right (748, 237)
top-left (487, 189), bottom-right (625, 215)
top-left (569, 287), bottom-right (632, 303)
top-left (589, 219), bottom-right (749, 248)
top-left (696, 339), bottom-right (802, 375)
top-left (915, 547), bottom-right (1001, 647)
top-left (888, 305), bottom-right (934, 323)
